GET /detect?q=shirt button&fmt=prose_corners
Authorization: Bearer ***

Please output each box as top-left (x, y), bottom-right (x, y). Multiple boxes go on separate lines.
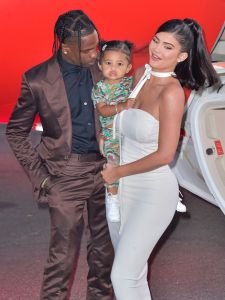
top-left (88, 122), bottom-right (92, 126)
top-left (84, 102), bottom-right (87, 105)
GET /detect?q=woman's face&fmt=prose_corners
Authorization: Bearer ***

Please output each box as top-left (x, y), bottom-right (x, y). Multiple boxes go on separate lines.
top-left (149, 31), bottom-right (187, 72)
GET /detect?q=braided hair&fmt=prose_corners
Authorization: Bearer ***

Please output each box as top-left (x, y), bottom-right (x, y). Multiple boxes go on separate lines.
top-left (53, 10), bottom-right (99, 55)
top-left (99, 40), bottom-right (133, 63)
top-left (156, 18), bottom-right (219, 90)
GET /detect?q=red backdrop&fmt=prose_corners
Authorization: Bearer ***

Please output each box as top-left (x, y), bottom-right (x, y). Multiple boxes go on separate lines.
top-left (0, 0), bottom-right (225, 123)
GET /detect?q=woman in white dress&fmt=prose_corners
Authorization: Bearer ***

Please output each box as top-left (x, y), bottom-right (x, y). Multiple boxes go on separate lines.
top-left (102, 18), bottom-right (219, 299)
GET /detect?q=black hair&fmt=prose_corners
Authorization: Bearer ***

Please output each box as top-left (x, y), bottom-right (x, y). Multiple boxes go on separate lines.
top-left (99, 40), bottom-right (133, 63)
top-left (53, 10), bottom-right (99, 55)
top-left (156, 18), bottom-right (219, 90)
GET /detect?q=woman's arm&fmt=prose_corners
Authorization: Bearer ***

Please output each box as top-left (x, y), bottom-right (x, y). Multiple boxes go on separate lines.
top-left (102, 85), bottom-right (185, 184)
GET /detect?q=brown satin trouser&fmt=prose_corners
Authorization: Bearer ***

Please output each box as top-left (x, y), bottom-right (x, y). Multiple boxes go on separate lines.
top-left (40, 154), bottom-right (114, 300)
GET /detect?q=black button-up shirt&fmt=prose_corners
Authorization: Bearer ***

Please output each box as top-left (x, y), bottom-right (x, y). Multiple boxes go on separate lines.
top-left (58, 54), bottom-right (99, 154)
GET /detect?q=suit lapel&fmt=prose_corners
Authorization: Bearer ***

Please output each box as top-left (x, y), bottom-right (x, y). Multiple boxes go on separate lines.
top-left (42, 57), bottom-right (72, 147)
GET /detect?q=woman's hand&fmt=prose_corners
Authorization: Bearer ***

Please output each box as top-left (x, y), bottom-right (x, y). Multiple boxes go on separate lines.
top-left (101, 163), bottom-right (120, 184)
top-left (117, 99), bottom-right (135, 112)
top-left (126, 98), bottom-right (135, 109)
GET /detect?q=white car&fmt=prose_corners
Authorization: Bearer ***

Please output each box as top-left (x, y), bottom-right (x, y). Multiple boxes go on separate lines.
top-left (172, 22), bottom-right (225, 215)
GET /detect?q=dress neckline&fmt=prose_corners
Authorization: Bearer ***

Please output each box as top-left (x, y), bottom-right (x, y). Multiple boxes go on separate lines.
top-left (129, 108), bottom-right (159, 123)
top-left (128, 64), bottom-right (175, 100)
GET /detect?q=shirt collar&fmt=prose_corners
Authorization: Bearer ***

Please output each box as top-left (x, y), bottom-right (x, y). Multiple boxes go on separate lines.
top-left (57, 51), bottom-right (84, 75)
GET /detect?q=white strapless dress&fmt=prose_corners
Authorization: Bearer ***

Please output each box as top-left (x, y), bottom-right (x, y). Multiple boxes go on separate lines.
top-left (116, 108), bottom-right (179, 230)
top-left (110, 109), bottom-right (179, 300)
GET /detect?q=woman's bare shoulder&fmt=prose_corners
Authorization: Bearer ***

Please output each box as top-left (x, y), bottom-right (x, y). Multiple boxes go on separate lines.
top-left (160, 81), bottom-right (185, 113)
top-left (162, 81), bottom-right (185, 101)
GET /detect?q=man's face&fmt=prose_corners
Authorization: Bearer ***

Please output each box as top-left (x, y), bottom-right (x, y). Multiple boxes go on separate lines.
top-left (62, 30), bottom-right (99, 67)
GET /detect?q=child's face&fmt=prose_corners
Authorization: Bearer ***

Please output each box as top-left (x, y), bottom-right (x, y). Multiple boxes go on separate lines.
top-left (99, 50), bottom-right (132, 84)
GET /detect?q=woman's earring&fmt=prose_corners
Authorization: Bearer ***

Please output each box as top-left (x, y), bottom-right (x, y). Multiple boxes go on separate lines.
top-left (63, 50), bottom-right (68, 55)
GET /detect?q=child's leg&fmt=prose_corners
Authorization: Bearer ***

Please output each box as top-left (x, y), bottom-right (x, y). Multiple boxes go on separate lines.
top-left (104, 139), bottom-right (120, 223)
top-left (104, 138), bottom-right (120, 194)
top-left (107, 185), bottom-right (118, 195)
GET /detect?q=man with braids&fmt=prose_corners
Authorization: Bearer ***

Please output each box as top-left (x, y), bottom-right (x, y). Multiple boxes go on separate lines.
top-left (6, 10), bottom-right (114, 300)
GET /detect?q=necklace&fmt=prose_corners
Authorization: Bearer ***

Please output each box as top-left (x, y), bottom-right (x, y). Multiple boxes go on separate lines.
top-left (129, 64), bottom-right (175, 99)
top-left (145, 64), bottom-right (176, 78)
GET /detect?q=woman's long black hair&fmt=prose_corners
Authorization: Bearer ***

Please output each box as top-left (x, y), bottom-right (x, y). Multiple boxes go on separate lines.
top-left (156, 18), bottom-right (219, 90)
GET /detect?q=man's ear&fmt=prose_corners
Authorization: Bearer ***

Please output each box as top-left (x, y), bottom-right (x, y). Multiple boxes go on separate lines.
top-left (61, 43), bottom-right (70, 55)
top-left (126, 64), bottom-right (132, 74)
top-left (178, 52), bottom-right (188, 63)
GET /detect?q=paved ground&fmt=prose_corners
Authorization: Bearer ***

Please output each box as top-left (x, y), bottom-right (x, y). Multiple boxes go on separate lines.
top-left (1, 125), bottom-right (225, 300)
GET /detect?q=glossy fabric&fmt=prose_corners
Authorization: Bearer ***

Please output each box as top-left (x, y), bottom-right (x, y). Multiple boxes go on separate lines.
top-left (6, 57), bottom-right (114, 300)
top-left (6, 56), bottom-right (102, 197)
top-left (40, 156), bottom-right (113, 299)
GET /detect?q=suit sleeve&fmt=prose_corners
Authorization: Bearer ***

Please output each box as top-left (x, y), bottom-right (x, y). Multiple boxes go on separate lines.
top-left (6, 74), bottom-right (50, 190)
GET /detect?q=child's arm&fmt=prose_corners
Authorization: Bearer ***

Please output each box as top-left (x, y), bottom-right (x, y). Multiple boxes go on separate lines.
top-left (98, 134), bottom-right (106, 156)
top-left (96, 101), bottom-right (129, 117)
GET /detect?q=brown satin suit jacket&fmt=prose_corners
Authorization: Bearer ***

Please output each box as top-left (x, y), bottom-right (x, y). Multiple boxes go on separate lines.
top-left (6, 56), bottom-right (102, 200)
